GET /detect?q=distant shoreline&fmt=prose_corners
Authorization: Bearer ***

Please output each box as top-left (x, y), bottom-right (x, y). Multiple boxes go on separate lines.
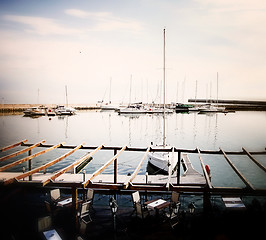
top-left (1, 99), bottom-right (266, 113)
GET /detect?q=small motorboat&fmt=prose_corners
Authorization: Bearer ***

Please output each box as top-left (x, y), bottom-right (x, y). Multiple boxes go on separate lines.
top-left (24, 107), bottom-right (46, 117)
top-left (55, 105), bottom-right (76, 115)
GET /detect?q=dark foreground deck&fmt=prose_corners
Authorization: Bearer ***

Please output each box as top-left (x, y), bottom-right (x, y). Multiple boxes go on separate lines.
top-left (1, 187), bottom-right (266, 240)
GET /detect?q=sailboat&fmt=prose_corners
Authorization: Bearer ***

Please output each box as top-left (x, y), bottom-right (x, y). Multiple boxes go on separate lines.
top-left (148, 29), bottom-right (177, 174)
top-left (101, 78), bottom-right (118, 110)
top-left (55, 86), bottom-right (76, 115)
top-left (199, 73), bottom-right (226, 113)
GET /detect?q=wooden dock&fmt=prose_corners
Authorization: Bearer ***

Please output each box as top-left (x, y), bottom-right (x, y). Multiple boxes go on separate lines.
top-left (0, 140), bottom-right (265, 195)
top-left (180, 154), bottom-right (206, 185)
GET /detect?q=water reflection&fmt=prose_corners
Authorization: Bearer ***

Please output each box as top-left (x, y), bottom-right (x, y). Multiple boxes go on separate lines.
top-left (0, 111), bottom-right (266, 188)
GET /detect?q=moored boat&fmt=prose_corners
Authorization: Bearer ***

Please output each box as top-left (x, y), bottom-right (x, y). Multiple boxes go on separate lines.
top-left (24, 107), bottom-right (46, 116)
top-left (198, 104), bottom-right (225, 113)
top-left (148, 146), bottom-right (177, 174)
top-left (175, 103), bottom-right (194, 112)
top-left (55, 105), bottom-right (76, 115)
top-left (118, 103), bottom-right (148, 114)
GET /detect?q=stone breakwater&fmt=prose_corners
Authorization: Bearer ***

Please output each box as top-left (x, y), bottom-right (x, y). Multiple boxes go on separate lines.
top-left (0, 104), bottom-right (101, 113)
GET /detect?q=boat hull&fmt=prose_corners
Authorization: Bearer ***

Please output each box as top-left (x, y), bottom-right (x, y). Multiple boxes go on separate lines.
top-left (148, 150), bottom-right (177, 174)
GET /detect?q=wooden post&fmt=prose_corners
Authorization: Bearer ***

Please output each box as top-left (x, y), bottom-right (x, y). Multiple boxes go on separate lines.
top-left (197, 147), bottom-right (212, 214)
top-left (177, 151), bottom-right (181, 185)
top-left (114, 149), bottom-right (117, 184)
top-left (28, 149), bottom-right (32, 181)
top-left (114, 149), bottom-right (117, 200)
top-left (72, 187), bottom-right (78, 232)
top-left (203, 189), bottom-right (212, 215)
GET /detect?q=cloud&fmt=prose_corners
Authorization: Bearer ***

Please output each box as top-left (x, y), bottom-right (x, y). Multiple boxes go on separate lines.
top-left (195, 0), bottom-right (266, 11)
top-left (65, 9), bottom-right (142, 32)
top-left (3, 15), bottom-right (81, 35)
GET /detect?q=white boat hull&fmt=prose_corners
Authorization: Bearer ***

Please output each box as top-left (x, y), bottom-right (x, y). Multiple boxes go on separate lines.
top-left (55, 105), bottom-right (76, 115)
top-left (148, 150), bottom-right (177, 174)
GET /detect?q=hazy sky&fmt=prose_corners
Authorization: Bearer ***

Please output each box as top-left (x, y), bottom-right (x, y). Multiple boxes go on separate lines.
top-left (0, 0), bottom-right (266, 104)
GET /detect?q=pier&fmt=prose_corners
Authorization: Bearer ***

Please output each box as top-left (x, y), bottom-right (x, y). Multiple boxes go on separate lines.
top-left (1, 140), bottom-right (266, 194)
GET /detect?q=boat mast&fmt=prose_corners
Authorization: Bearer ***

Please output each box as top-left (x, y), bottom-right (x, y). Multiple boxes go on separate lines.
top-left (109, 77), bottom-right (112, 104)
top-left (217, 72), bottom-right (219, 105)
top-left (163, 28), bottom-right (166, 147)
top-left (65, 85), bottom-right (68, 107)
top-left (129, 74), bottom-right (132, 105)
top-left (194, 80), bottom-right (197, 105)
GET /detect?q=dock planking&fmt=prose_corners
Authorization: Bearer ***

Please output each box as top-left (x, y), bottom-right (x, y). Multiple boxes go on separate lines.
top-left (180, 154), bottom-right (206, 185)
top-left (0, 140), bottom-right (265, 196)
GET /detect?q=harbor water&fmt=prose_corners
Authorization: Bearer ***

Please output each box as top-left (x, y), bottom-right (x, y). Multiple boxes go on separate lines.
top-left (0, 110), bottom-right (266, 191)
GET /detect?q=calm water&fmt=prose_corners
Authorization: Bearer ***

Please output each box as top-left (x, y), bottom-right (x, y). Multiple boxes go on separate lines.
top-left (0, 110), bottom-right (266, 189)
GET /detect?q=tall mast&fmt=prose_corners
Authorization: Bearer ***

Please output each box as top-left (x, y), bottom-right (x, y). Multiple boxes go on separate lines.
top-left (217, 72), bottom-right (219, 105)
top-left (109, 77), bottom-right (112, 104)
top-left (163, 28), bottom-right (166, 110)
top-left (194, 80), bottom-right (198, 105)
top-left (163, 28), bottom-right (166, 147)
top-left (65, 85), bottom-right (68, 107)
top-left (129, 74), bottom-right (132, 105)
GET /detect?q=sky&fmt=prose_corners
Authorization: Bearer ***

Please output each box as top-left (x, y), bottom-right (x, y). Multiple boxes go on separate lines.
top-left (0, 0), bottom-right (266, 104)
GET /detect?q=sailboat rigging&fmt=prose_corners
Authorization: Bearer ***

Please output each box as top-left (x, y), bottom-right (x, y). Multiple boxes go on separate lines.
top-left (147, 29), bottom-right (177, 174)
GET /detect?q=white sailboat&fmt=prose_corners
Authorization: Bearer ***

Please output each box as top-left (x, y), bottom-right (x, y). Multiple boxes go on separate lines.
top-left (148, 29), bottom-right (177, 174)
top-left (55, 86), bottom-right (76, 115)
top-left (199, 73), bottom-right (225, 113)
top-left (101, 78), bottom-right (118, 110)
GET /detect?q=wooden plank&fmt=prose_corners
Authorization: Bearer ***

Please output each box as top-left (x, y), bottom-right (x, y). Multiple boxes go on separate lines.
top-left (242, 147), bottom-right (266, 172)
top-left (0, 142), bottom-right (64, 172)
top-left (123, 146), bottom-right (150, 189)
top-left (83, 145), bottom-right (127, 188)
top-left (166, 147), bottom-right (175, 189)
top-left (180, 154), bottom-right (206, 185)
top-left (0, 139), bottom-right (28, 152)
top-left (0, 140), bottom-right (45, 162)
top-left (197, 148), bottom-right (212, 189)
top-left (3, 143), bottom-right (84, 185)
top-left (220, 148), bottom-right (254, 190)
top-left (42, 145), bottom-right (103, 186)
top-left (18, 143), bottom-right (266, 155)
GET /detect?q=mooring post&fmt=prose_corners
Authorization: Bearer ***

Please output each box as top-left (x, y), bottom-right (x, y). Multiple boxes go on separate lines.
top-left (28, 149), bottom-right (32, 181)
top-left (203, 188), bottom-right (212, 215)
top-left (114, 149), bottom-right (117, 184)
top-left (114, 149), bottom-right (117, 200)
top-left (177, 151), bottom-right (181, 185)
top-left (72, 187), bottom-right (78, 232)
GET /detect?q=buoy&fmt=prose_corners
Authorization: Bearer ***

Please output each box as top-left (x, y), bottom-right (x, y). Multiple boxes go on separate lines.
top-left (205, 164), bottom-right (210, 175)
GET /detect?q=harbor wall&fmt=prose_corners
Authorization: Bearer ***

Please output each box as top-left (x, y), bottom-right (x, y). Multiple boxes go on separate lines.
top-left (188, 99), bottom-right (266, 111)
